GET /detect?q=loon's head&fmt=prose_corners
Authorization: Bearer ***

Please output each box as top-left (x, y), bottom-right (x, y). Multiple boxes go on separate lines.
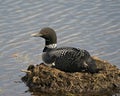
top-left (31, 27), bottom-right (57, 46)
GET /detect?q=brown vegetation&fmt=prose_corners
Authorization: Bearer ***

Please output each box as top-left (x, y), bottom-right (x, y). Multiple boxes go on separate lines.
top-left (22, 57), bottom-right (120, 95)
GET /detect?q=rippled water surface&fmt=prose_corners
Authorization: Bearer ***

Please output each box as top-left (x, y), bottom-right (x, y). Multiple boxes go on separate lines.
top-left (0, 0), bottom-right (120, 96)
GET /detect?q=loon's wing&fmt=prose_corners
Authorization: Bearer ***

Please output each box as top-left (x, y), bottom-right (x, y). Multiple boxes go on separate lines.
top-left (49, 47), bottom-right (98, 73)
top-left (50, 47), bottom-right (83, 57)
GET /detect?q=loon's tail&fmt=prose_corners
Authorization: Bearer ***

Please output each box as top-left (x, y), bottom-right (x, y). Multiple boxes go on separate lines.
top-left (83, 50), bottom-right (98, 73)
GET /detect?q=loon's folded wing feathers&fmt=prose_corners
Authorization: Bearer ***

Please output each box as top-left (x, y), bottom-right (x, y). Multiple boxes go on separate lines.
top-left (49, 47), bottom-right (84, 59)
top-left (49, 47), bottom-right (98, 73)
top-left (49, 47), bottom-right (88, 67)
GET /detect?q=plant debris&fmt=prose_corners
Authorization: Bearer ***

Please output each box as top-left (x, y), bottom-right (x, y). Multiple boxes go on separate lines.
top-left (21, 57), bottom-right (120, 95)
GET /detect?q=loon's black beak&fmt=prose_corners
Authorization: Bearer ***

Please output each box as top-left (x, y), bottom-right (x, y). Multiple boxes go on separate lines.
top-left (31, 32), bottom-right (43, 37)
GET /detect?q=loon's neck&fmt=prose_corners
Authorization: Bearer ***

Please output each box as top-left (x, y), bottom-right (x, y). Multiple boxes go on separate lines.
top-left (45, 44), bottom-right (57, 48)
top-left (43, 44), bottom-right (57, 52)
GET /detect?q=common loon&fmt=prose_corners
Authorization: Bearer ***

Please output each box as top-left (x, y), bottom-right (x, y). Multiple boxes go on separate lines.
top-left (31, 27), bottom-right (98, 73)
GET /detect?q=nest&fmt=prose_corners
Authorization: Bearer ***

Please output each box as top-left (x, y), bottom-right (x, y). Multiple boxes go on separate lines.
top-left (21, 57), bottom-right (120, 95)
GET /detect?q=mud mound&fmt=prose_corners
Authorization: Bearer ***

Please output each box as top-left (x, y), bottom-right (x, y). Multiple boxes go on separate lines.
top-left (21, 57), bottom-right (120, 95)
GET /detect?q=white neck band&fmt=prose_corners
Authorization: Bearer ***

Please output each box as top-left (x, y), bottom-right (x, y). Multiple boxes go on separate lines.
top-left (45, 44), bottom-right (57, 48)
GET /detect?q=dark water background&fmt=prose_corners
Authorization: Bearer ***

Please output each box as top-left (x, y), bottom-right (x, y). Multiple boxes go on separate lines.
top-left (0, 0), bottom-right (120, 96)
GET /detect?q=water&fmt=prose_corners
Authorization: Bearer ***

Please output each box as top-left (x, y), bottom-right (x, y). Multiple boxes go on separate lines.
top-left (0, 0), bottom-right (120, 96)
